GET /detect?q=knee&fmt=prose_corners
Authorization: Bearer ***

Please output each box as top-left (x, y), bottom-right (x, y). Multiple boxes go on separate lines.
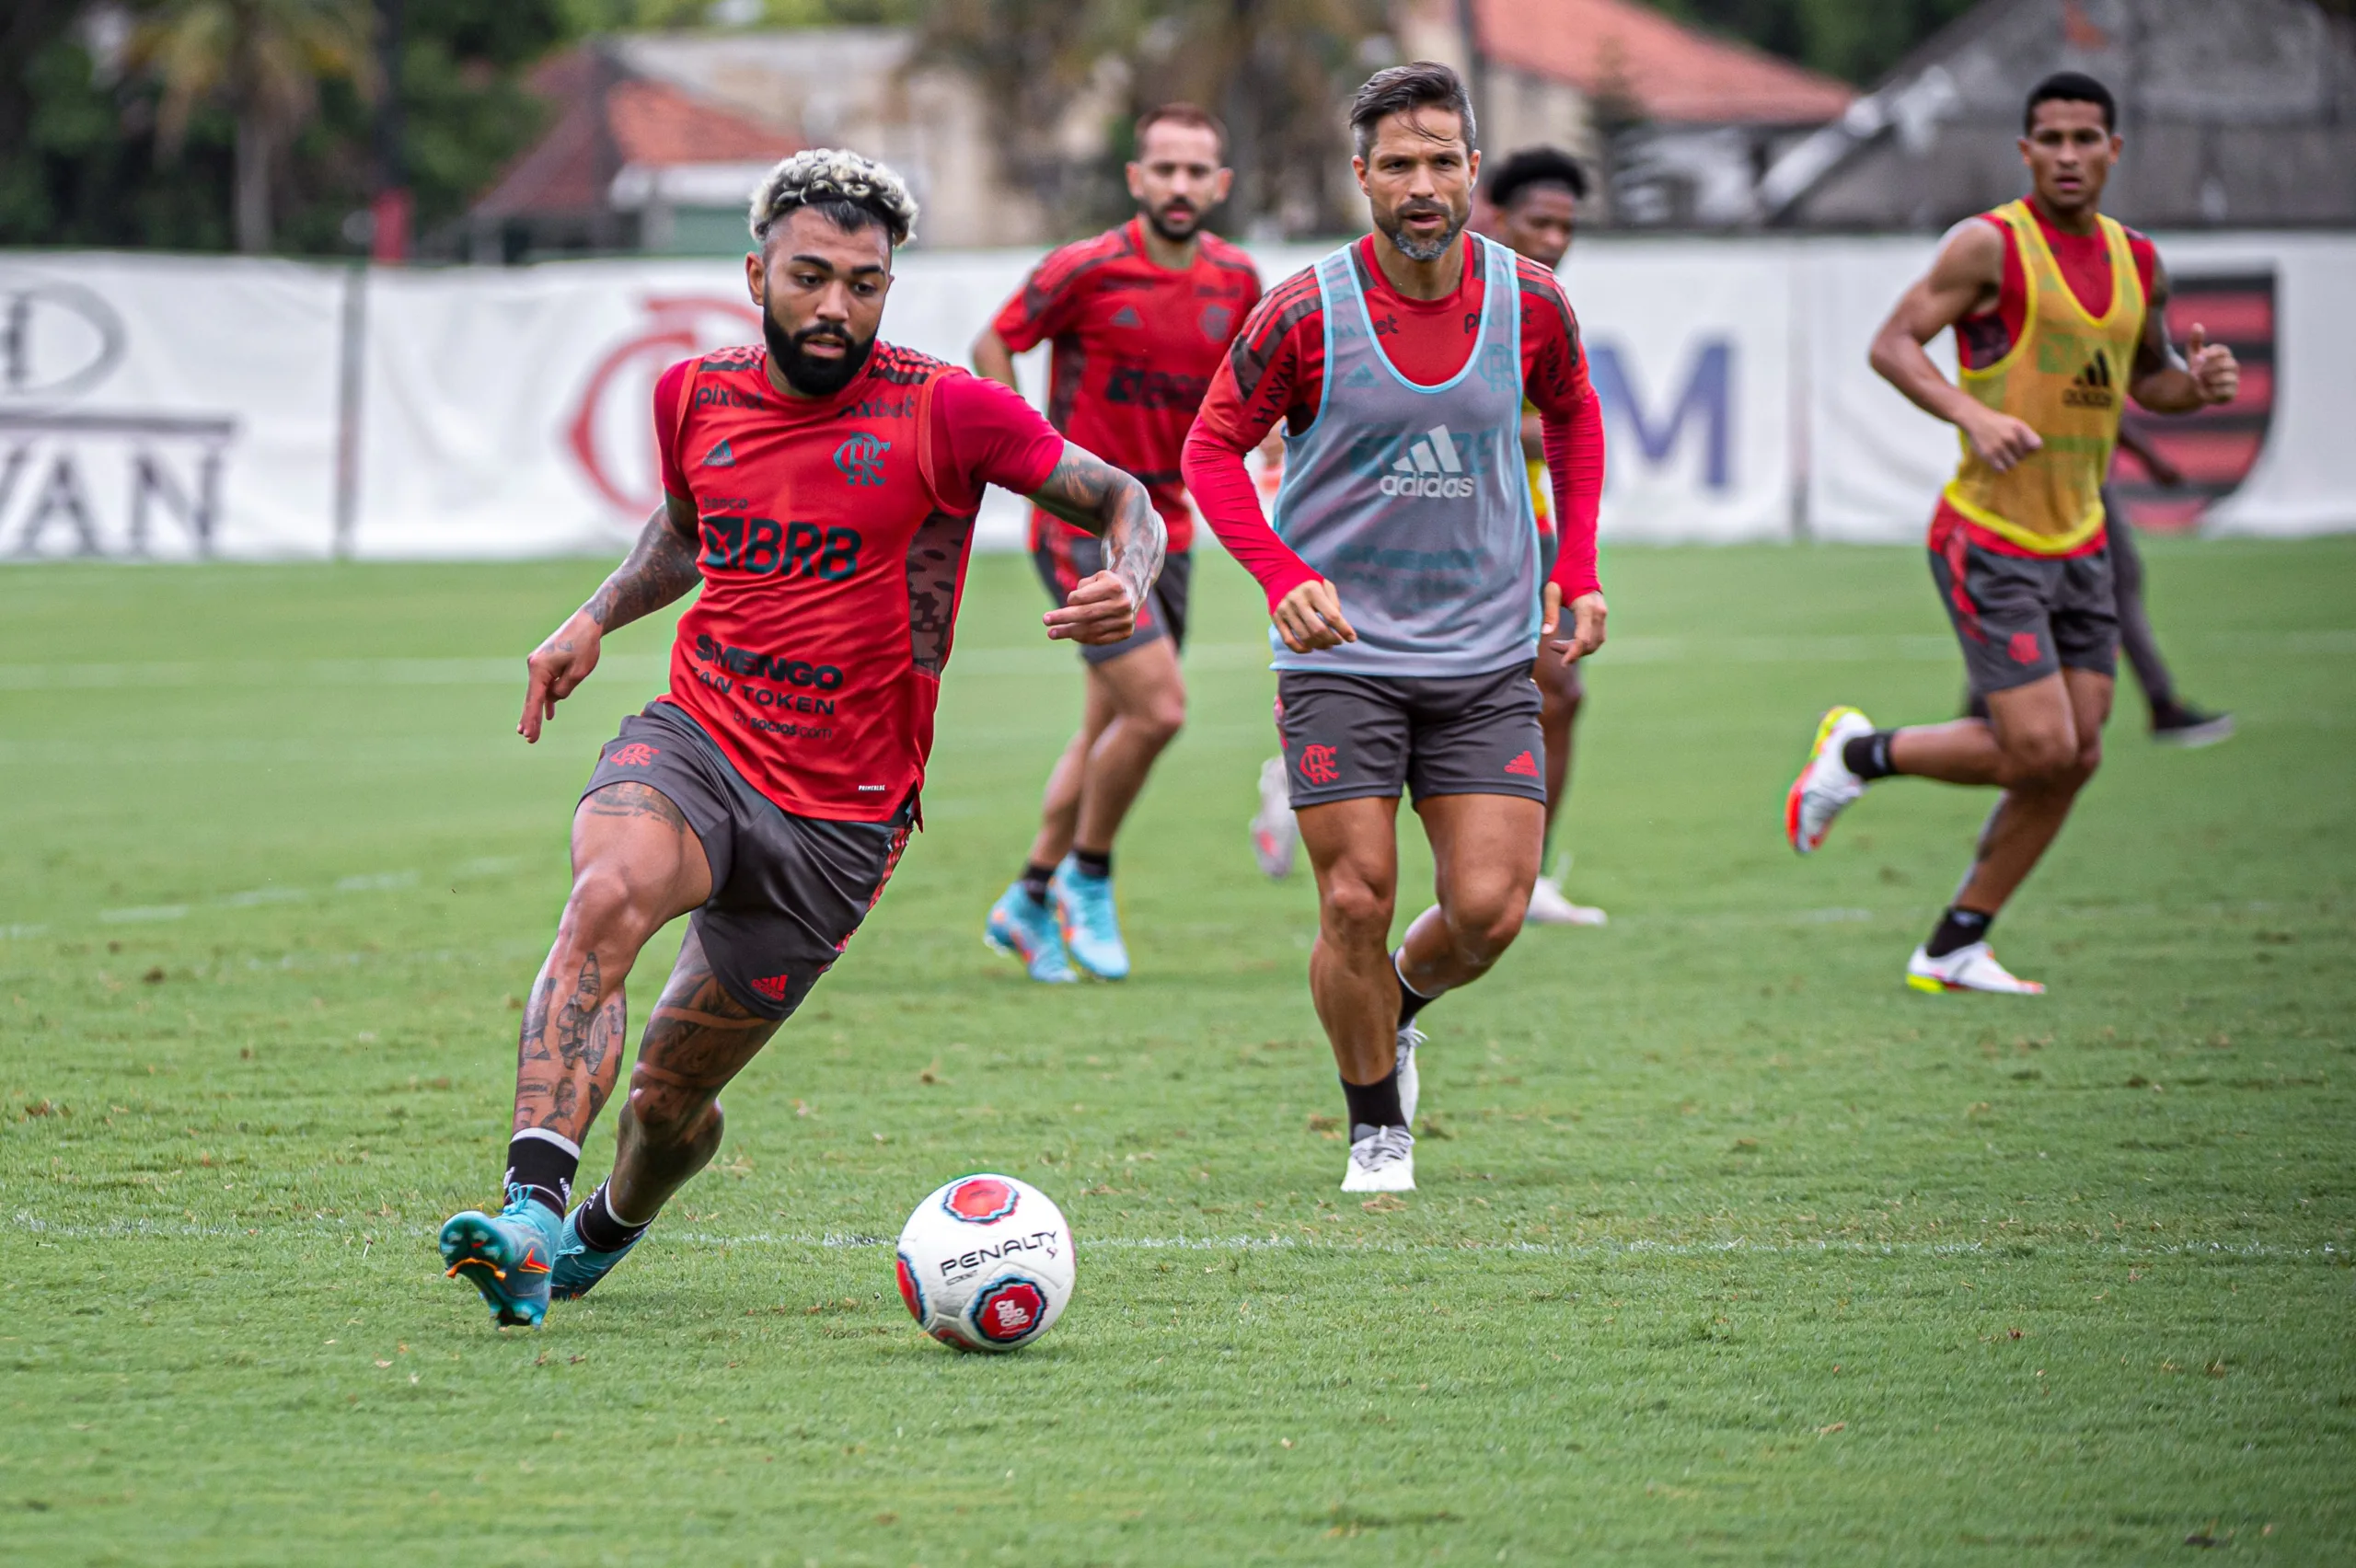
top-left (1136, 690), bottom-right (1186, 748)
top-left (626, 1068), bottom-right (720, 1146)
top-left (2003, 728), bottom-right (2079, 787)
top-left (1448, 886), bottom-right (1529, 962)
top-left (561, 870), bottom-right (656, 953)
top-left (1320, 874), bottom-right (1395, 946)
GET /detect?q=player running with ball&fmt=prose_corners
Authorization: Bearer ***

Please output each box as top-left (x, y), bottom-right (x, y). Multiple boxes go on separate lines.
top-left (1183, 63), bottom-right (1606, 1193)
top-left (438, 151), bottom-right (1162, 1327)
top-left (1787, 73), bottom-right (2237, 995)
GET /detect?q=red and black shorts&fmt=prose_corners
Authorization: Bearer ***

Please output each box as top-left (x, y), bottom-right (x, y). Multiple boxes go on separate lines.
top-left (583, 703), bottom-right (912, 1021)
top-left (1032, 535), bottom-right (1191, 666)
top-left (1929, 518), bottom-right (2119, 697)
top-left (1274, 665), bottom-right (1548, 810)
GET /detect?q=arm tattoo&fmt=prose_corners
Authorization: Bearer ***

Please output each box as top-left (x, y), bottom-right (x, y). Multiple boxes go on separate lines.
top-left (583, 502), bottom-right (702, 632)
top-left (2132, 258), bottom-right (2180, 381)
top-left (1027, 445), bottom-right (1165, 610)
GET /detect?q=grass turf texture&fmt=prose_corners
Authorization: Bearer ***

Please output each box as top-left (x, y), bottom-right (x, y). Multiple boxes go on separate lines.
top-left (2, 539), bottom-right (2350, 1565)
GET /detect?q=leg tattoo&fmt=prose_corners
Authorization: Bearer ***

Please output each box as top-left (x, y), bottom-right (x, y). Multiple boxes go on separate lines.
top-left (607, 929), bottom-right (780, 1225)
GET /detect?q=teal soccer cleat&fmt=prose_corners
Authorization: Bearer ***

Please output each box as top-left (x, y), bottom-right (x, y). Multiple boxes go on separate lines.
top-left (984, 882), bottom-right (1078, 983)
top-left (549, 1204), bottom-right (645, 1301)
top-left (1050, 856), bottom-right (1129, 980)
top-left (439, 1186), bottom-right (560, 1327)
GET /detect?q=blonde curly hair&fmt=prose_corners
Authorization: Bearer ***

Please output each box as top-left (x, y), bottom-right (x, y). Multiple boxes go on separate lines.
top-left (748, 149), bottom-right (918, 248)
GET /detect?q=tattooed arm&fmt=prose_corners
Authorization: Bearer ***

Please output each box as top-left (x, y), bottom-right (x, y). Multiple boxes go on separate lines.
top-left (2128, 255), bottom-right (2238, 414)
top-left (1027, 441), bottom-right (1164, 646)
top-left (519, 492), bottom-right (701, 742)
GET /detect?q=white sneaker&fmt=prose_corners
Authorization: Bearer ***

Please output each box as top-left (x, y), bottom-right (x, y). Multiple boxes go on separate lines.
top-left (1341, 1124), bottom-right (1415, 1193)
top-left (1905, 940), bottom-right (2046, 995)
top-left (1526, 874), bottom-right (1607, 926)
top-left (1785, 706), bottom-right (1876, 854)
top-left (1250, 756), bottom-right (1298, 879)
top-left (1394, 1023), bottom-right (1425, 1127)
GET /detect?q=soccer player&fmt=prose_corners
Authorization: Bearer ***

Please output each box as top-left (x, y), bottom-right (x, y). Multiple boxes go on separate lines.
top-left (976, 105), bottom-right (1263, 983)
top-left (1182, 63), bottom-right (1607, 1192)
top-left (437, 150), bottom-right (1163, 1327)
top-left (1787, 73), bottom-right (2237, 995)
top-left (1475, 145), bottom-right (1605, 927)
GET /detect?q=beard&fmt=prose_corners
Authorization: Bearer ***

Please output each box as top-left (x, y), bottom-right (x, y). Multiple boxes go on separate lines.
top-left (1380, 198), bottom-right (1466, 263)
top-left (1145, 202), bottom-right (1201, 243)
top-left (763, 309), bottom-right (876, 398)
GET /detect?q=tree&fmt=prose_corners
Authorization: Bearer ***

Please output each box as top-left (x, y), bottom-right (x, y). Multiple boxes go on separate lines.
top-left (1657, 0), bottom-right (1980, 86)
top-left (125, 0), bottom-right (379, 252)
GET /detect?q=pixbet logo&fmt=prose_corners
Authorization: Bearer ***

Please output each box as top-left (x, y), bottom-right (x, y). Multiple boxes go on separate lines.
top-left (1377, 424), bottom-right (1477, 500)
top-left (834, 432), bottom-right (889, 486)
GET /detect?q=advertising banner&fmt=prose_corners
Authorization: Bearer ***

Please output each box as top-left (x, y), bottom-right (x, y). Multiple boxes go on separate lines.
top-left (0, 252), bottom-right (346, 559)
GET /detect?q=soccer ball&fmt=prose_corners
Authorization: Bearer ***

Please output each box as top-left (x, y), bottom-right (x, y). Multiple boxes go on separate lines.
top-left (895, 1173), bottom-right (1075, 1353)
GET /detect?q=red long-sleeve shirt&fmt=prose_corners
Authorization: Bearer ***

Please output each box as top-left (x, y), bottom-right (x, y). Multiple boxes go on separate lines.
top-left (1182, 234), bottom-right (1604, 610)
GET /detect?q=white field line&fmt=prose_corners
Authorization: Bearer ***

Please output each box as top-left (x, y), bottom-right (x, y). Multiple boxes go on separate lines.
top-left (2, 628), bottom-right (2350, 692)
top-left (4, 1212), bottom-right (2339, 1262)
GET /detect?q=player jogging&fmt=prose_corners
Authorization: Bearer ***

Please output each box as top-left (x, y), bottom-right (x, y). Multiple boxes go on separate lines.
top-left (1248, 144), bottom-right (1606, 927)
top-left (1788, 73), bottom-right (2237, 995)
top-left (1183, 63), bottom-right (1606, 1192)
top-left (977, 105), bottom-right (1263, 983)
top-left (438, 151), bottom-right (1162, 1327)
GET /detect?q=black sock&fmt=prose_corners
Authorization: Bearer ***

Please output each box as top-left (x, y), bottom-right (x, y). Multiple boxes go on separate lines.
top-left (1392, 950), bottom-right (1436, 1029)
top-left (1924, 905), bottom-right (1993, 959)
top-left (1842, 730), bottom-right (1901, 781)
top-left (1072, 847), bottom-right (1112, 880)
top-left (503, 1132), bottom-right (578, 1218)
top-left (1019, 860), bottom-right (1054, 905)
top-left (572, 1180), bottom-right (651, 1252)
top-left (1341, 1069), bottom-right (1404, 1136)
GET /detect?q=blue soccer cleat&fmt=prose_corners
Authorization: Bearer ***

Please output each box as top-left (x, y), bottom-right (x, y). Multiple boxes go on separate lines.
top-left (439, 1186), bottom-right (560, 1327)
top-left (1050, 856), bottom-right (1129, 980)
top-left (549, 1204), bottom-right (646, 1301)
top-left (985, 882), bottom-right (1078, 983)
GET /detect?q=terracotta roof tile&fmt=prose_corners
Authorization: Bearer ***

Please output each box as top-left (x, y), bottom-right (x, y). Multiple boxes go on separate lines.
top-left (1474, 0), bottom-right (1855, 125)
top-left (606, 77), bottom-right (803, 167)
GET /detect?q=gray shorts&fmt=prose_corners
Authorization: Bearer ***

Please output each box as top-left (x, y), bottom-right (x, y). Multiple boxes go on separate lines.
top-left (1929, 521), bottom-right (2119, 696)
top-left (1033, 537), bottom-right (1191, 665)
top-left (1275, 665), bottom-right (1548, 809)
top-left (583, 703), bottom-right (912, 1020)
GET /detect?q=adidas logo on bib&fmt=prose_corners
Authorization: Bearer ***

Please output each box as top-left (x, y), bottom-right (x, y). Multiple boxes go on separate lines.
top-left (2062, 352), bottom-right (2116, 409)
top-left (1379, 424), bottom-right (1476, 500)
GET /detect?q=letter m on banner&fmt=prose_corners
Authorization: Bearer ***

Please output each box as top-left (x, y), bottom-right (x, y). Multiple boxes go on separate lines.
top-left (1589, 340), bottom-right (1733, 491)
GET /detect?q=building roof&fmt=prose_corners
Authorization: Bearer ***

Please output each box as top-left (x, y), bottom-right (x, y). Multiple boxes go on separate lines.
top-left (473, 45), bottom-right (803, 221)
top-left (1471, 0), bottom-right (1856, 125)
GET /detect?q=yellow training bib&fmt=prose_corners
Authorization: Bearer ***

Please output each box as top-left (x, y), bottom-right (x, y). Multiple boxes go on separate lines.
top-left (1942, 200), bottom-right (2144, 554)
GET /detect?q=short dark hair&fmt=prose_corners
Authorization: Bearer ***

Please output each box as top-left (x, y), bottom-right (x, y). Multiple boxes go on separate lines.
top-left (2024, 71), bottom-right (2116, 133)
top-left (1135, 102), bottom-right (1228, 162)
top-left (1488, 145), bottom-right (1588, 208)
top-left (1349, 61), bottom-right (1476, 160)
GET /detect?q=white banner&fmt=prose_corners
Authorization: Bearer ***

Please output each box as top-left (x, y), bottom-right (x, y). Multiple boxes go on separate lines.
top-left (4, 230), bottom-right (2349, 560)
top-left (0, 252), bottom-right (345, 559)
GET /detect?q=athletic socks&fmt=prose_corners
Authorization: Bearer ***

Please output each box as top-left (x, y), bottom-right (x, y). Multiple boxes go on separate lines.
top-left (1842, 730), bottom-right (1902, 782)
top-left (1019, 860), bottom-right (1054, 906)
top-left (1071, 847), bottom-right (1112, 881)
top-left (1924, 905), bottom-right (1994, 959)
top-left (503, 1128), bottom-right (579, 1219)
top-left (572, 1180), bottom-right (651, 1252)
top-left (1392, 950), bottom-right (1437, 1029)
top-left (1340, 1069), bottom-right (1405, 1138)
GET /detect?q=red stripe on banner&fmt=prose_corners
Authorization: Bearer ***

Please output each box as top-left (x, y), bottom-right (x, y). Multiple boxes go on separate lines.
top-left (2122, 497), bottom-right (2211, 534)
top-left (2135, 428), bottom-right (2268, 486)
top-left (2165, 292), bottom-right (2272, 343)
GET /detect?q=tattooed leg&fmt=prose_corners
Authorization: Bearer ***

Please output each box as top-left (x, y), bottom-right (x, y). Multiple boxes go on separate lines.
top-left (605, 926), bottom-right (781, 1225)
top-left (509, 781), bottom-right (712, 1147)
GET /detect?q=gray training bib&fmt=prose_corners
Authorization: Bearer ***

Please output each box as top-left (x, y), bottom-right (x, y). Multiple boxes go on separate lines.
top-left (1267, 232), bottom-right (1539, 678)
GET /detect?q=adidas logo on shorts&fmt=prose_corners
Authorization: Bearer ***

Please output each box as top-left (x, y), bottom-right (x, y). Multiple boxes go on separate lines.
top-left (1378, 424), bottom-right (1477, 500)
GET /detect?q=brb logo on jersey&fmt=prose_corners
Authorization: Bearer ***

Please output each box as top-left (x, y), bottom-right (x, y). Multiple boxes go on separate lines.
top-left (1378, 424), bottom-right (1478, 500)
top-left (834, 432), bottom-right (889, 487)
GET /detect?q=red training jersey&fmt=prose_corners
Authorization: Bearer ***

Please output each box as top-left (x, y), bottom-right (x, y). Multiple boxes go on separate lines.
top-left (1185, 234), bottom-right (1606, 605)
top-left (991, 217), bottom-right (1262, 554)
top-left (651, 343), bottom-right (1063, 821)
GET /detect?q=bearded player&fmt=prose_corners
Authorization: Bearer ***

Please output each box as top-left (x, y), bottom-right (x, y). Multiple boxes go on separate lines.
top-left (1788, 73), bottom-right (2236, 994)
top-left (1184, 64), bottom-right (1606, 1192)
top-left (437, 151), bottom-right (1162, 1327)
top-left (976, 105), bottom-right (1262, 983)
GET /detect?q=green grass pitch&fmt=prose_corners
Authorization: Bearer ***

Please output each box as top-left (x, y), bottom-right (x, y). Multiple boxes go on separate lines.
top-left (3, 538), bottom-right (2351, 1564)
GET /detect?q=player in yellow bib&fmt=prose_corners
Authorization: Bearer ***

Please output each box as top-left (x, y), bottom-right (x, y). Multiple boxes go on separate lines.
top-left (1784, 72), bottom-right (2237, 995)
